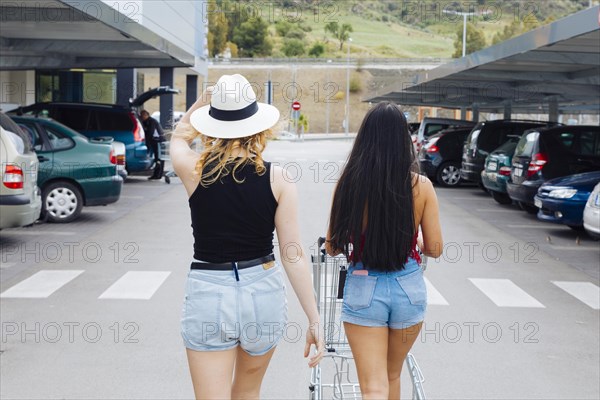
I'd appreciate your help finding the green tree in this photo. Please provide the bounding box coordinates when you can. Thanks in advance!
[207,0,228,57]
[452,22,486,58]
[308,42,325,57]
[324,21,353,51]
[282,38,305,57]
[275,20,292,37]
[232,17,272,57]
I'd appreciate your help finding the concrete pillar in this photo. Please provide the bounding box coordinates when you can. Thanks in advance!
[116,68,136,107]
[503,102,512,120]
[460,107,467,120]
[186,74,198,110]
[548,97,559,123]
[160,67,174,129]
[472,104,479,122]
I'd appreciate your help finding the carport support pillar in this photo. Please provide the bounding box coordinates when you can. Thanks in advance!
[460,107,467,120]
[548,97,559,123]
[186,75,198,110]
[160,67,174,130]
[503,102,512,120]
[472,104,479,123]
[116,69,136,107]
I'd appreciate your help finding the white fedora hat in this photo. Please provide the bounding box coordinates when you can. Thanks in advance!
[189,74,280,139]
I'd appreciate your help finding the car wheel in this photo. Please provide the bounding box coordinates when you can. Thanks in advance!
[519,201,538,214]
[491,190,512,205]
[568,225,585,231]
[436,162,462,187]
[42,181,83,223]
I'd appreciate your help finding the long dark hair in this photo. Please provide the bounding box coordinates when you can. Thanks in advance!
[328,102,419,271]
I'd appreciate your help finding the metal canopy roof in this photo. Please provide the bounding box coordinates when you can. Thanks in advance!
[368,6,600,114]
[0,0,194,70]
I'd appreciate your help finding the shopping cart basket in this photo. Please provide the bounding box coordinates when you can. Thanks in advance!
[309,237,426,400]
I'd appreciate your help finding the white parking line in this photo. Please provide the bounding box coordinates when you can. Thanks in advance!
[469,278,545,308]
[552,281,600,310]
[506,224,553,229]
[98,271,171,300]
[424,277,449,305]
[0,231,76,236]
[1,270,84,298]
[0,262,15,270]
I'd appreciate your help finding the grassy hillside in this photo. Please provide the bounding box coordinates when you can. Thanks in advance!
[255,0,594,59]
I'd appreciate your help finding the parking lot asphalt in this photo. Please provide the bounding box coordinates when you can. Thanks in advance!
[1,140,598,399]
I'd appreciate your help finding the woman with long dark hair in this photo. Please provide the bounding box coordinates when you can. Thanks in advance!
[326,102,443,399]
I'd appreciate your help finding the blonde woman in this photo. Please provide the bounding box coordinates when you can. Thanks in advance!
[170,74,324,399]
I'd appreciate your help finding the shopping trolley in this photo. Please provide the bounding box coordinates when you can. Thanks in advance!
[157,141,176,184]
[309,237,427,400]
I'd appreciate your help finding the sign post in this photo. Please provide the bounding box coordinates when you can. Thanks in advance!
[291,101,301,137]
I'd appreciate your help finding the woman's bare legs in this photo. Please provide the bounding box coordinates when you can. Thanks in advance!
[344,323,389,399]
[186,347,236,399]
[387,322,423,400]
[231,346,277,399]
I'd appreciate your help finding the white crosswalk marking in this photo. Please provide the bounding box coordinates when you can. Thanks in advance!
[469,278,545,308]
[98,271,171,300]
[552,281,600,310]
[1,270,84,298]
[424,277,449,305]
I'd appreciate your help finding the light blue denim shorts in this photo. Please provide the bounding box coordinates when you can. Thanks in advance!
[180,261,288,355]
[340,258,427,329]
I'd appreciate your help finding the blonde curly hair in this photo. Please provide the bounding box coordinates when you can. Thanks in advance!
[171,121,272,187]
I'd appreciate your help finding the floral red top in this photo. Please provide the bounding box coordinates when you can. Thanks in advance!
[348,233,421,266]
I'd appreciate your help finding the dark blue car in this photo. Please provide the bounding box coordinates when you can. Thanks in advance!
[534,171,600,230]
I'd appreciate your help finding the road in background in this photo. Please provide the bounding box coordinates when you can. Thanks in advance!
[1,140,598,399]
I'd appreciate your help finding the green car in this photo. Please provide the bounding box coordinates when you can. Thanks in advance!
[480,140,519,205]
[11,116,123,223]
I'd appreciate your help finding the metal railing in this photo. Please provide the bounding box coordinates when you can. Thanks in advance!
[209,57,451,66]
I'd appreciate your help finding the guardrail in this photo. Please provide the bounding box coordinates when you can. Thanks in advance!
[209,57,451,65]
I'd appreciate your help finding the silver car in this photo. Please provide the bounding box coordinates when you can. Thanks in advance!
[0,112,41,229]
[583,183,600,239]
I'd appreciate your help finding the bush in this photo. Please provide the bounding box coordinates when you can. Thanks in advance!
[308,43,325,58]
[282,38,306,57]
[285,28,305,40]
[275,20,292,37]
[349,74,362,93]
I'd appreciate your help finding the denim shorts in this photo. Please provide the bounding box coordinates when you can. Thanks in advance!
[180,261,288,355]
[340,258,427,329]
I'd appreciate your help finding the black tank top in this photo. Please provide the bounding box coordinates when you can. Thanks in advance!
[188,160,277,262]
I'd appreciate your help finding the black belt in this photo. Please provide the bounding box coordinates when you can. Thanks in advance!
[190,254,275,271]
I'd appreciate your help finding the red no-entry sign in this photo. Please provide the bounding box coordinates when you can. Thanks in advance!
[292,101,301,111]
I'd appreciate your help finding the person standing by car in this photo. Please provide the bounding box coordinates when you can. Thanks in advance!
[326,102,443,399]
[170,74,324,399]
[140,109,165,180]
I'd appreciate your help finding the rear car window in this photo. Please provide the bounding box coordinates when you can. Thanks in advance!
[515,131,539,157]
[425,124,449,137]
[45,125,74,150]
[16,123,43,151]
[0,113,32,153]
[91,109,133,131]
[578,131,600,156]
[55,107,90,131]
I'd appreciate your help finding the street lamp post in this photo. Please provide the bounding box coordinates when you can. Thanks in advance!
[443,9,490,57]
[326,59,332,134]
[345,37,352,136]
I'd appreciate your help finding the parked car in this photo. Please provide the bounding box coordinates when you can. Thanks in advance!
[413,117,474,152]
[480,138,520,204]
[418,127,471,187]
[507,125,600,213]
[111,140,127,180]
[11,86,179,174]
[534,171,600,231]
[461,120,556,189]
[583,183,600,239]
[0,113,41,229]
[11,115,122,223]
